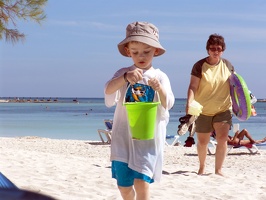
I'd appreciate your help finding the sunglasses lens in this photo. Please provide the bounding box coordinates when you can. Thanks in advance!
[209,47,222,52]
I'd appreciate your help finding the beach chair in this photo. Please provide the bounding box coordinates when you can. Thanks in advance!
[208,140,259,155]
[97,119,113,144]
[208,133,260,155]
[165,135,181,146]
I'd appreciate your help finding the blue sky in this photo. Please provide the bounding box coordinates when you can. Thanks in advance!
[1,0,266,98]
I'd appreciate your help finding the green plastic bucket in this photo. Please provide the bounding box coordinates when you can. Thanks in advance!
[124,102,160,140]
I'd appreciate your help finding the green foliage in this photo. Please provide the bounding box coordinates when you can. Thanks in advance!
[0,0,47,44]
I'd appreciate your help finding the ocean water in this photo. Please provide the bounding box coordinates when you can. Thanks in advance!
[0,98,266,146]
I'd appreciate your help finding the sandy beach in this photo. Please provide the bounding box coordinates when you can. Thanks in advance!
[1,137,265,200]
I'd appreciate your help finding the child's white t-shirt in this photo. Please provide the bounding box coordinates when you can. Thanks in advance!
[105,65,175,182]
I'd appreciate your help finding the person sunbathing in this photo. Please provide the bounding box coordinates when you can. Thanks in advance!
[228,129,266,146]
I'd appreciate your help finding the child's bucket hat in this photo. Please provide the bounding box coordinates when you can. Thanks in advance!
[118,21,165,57]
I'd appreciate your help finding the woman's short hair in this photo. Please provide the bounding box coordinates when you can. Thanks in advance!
[206,34,226,51]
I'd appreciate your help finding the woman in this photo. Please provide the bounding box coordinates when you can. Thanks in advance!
[228,129,266,146]
[186,34,234,176]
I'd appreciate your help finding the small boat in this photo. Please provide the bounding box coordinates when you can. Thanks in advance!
[73,99,79,103]
[0,99,9,103]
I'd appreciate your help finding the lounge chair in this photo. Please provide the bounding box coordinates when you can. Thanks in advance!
[97,119,113,144]
[165,135,181,146]
[208,130,260,155]
[208,139,259,155]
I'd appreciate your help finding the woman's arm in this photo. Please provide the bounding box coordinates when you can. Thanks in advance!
[186,75,200,113]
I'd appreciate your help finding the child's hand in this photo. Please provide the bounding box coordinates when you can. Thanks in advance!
[148,78,162,92]
[126,68,143,85]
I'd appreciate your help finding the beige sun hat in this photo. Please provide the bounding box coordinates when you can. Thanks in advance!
[117,21,166,57]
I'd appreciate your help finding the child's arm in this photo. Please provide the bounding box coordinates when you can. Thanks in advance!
[105,68,143,95]
[105,73,127,95]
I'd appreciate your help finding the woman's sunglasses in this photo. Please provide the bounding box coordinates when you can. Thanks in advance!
[209,47,223,52]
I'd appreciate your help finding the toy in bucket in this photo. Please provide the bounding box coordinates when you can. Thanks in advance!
[124,83,160,140]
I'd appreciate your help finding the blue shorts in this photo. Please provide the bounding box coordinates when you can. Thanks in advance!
[111,161,154,187]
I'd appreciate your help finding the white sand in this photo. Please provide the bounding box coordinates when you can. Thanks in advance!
[1,137,266,200]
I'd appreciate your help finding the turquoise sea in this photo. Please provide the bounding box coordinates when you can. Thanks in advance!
[0,98,266,146]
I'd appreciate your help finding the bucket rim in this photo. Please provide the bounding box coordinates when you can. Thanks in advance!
[123,102,160,106]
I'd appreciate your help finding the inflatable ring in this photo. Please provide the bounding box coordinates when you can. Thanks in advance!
[229,73,251,121]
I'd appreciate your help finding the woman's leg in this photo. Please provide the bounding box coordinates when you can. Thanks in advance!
[230,131,240,145]
[134,179,150,200]
[213,121,230,176]
[237,129,248,140]
[196,132,210,175]
[256,137,266,144]
[238,129,256,143]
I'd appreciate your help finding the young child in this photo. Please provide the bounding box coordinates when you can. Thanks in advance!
[105,21,175,200]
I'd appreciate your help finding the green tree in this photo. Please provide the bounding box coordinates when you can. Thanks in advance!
[0,0,47,44]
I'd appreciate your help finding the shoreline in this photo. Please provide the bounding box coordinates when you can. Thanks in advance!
[1,97,266,103]
[1,136,266,199]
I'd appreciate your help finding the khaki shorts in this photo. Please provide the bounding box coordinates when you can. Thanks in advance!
[195,110,232,133]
